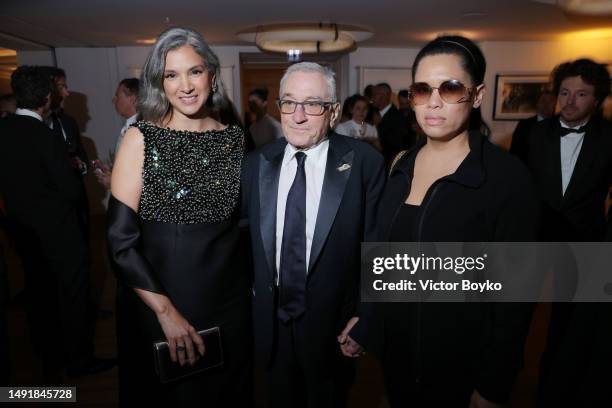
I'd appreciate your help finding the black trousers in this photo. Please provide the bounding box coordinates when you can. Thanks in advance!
[539,302,612,407]
[268,317,353,408]
[7,215,94,376]
[0,240,9,384]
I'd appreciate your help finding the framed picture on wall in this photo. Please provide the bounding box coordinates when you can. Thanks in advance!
[493,74,550,121]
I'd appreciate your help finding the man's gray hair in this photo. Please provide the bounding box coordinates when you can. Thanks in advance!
[138,27,227,123]
[279,62,337,103]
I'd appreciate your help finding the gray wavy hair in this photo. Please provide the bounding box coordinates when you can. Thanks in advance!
[139,27,227,123]
[279,62,337,103]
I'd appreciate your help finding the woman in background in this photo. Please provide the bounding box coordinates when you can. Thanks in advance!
[335,94,379,141]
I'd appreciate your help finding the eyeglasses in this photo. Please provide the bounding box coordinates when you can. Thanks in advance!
[409,80,477,106]
[277,99,335,116]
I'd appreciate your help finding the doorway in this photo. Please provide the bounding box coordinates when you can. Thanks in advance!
[239,52,347,126]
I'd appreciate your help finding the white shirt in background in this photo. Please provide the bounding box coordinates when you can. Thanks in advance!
[335,120,378,140]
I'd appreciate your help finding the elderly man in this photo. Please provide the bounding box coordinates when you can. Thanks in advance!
[241,62,385,407]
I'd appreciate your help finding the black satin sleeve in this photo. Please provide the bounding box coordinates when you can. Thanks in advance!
[107,195,166,294]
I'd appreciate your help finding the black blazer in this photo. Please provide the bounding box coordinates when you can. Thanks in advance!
[56,111,89,165]
[526,115,612,241]
[0,114,81,230]
[351,132,540,404]
[240,132,386,370]
[377,105,413,164]
[509,115,538,163]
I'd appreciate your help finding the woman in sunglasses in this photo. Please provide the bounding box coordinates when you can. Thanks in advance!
[341,36,539,407]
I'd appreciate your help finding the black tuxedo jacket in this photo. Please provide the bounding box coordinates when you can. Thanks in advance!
[510,115,539,163]
[526,115,612,241]
[240,132,385,370]
[377,104,413,164]
[0,114,81,231]
[55,111,89,165]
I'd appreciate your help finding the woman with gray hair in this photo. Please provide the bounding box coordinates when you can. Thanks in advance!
[107,27,251,406]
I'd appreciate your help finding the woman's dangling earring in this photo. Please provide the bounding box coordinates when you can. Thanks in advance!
[212,82,218,94]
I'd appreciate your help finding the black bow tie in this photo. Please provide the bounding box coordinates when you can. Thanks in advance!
[559,126,586,137]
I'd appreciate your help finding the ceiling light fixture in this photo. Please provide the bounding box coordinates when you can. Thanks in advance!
[236,23,373,58]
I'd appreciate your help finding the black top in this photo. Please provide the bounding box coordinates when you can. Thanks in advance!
[136,121,244,224]
[377,131,539,242]
[388,203,420,242]
[351,131,540,404]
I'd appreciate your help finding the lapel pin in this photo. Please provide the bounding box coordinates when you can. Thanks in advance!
[337,163,351,172]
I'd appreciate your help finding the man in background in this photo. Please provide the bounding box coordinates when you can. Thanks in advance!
[373,83,414,164]
[43,67,91,237]
[510,90,556,162]
[0,66,114,382]
[248,87,284,148]
[525,58,612,407]
[95,78,139,191]
[397,89,411,117]
[0,94,16,117]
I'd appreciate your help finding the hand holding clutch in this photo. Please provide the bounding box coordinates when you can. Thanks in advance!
[155,302,205,366]
[153,327,223,384]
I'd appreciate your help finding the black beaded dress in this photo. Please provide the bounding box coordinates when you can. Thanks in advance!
[107,121,252,407]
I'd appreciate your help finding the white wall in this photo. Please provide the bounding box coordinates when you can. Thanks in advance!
[16,50,55,66]
[348,47,420,95]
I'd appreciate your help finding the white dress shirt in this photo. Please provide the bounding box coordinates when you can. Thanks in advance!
[379,103,392,119]
[15,108,43,122]
[559,119,587,195]
[275,139,329,278]
[115,113,139,154]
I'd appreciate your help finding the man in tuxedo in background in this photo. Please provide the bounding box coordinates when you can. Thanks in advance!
[524,58,612,407]
[241,62,385,407]
[0,66,114,382]
[510,90,556,163]
[372,82,414,164]
[43,66,90,236]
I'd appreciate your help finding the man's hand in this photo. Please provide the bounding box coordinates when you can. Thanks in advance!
[337,317,364,358]
[95,169,112,190]
[469,390,503,408]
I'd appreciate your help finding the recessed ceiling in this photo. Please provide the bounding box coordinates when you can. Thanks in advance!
[0,0,611,49]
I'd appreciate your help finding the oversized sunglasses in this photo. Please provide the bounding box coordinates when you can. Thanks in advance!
[409,80,477,105]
